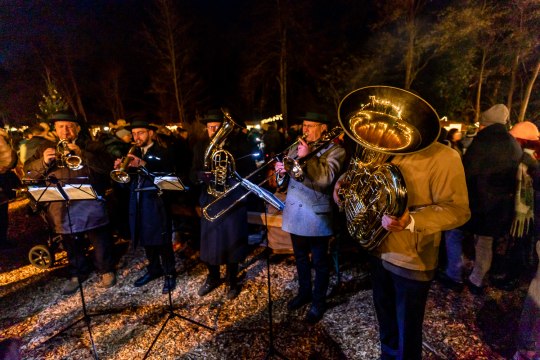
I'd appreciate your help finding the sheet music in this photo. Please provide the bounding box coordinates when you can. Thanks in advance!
[27,187,65,202]
[154,176,185,191]
[27,184,97,202]
[63,184,97,200]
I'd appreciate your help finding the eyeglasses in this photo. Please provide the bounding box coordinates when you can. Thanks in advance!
[207,125,220,130]
[302,123,322,129]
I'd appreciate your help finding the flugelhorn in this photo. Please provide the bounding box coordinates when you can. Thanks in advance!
[111,145,137,183]
[56,139,83,170]
[278,127,344,183]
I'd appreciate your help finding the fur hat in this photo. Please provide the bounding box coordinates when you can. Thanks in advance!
[509,121,539,141]
[115,128,131,139]
[480,104,509,126]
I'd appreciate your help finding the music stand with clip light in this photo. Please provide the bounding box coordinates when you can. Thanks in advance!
[27,177,120,360]
[135,169,214,359]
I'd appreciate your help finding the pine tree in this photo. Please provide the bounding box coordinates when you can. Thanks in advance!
[36,73,68,121]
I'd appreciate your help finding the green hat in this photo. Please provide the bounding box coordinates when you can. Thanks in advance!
[298,112,330,124]
[125,120,158,131]
[201,109,224,124]
[50,111,81,124]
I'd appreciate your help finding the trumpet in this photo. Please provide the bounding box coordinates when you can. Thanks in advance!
[111,145,138,183]
[56,139,83,170]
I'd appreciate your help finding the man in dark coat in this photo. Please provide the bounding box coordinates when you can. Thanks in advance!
[114,119,177,293]
[462,104,523,294]
[24,111,116,295]
[190,109,253,300]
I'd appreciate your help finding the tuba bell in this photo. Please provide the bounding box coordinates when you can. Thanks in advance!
[337,86,440,250]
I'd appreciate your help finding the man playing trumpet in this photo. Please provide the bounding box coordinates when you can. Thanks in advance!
[113,118,177,294]
[24,111,116,295]
[274,111,346,323]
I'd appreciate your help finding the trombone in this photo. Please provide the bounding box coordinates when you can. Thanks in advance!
[201,128,343,221]
[201,138,303,221]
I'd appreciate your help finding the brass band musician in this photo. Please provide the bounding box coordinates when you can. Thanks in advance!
[24,111,116,295]
[274,112,346,323]
[113,119,177,294]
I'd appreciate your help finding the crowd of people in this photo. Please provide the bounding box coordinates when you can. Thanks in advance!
[0,98,539,360]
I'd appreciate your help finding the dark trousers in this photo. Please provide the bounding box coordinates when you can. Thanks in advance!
[145,243,176,277]
[206,263,238,286]
[63,225,114,277]
[0,201,8,244]
[370,256,431,360]
[290,234,330,306]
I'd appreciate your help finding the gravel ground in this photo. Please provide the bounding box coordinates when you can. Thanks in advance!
[0,198,531,359]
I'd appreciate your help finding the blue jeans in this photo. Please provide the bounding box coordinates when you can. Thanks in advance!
[370,256,431,360]
[444,228,465,282]
[290,234,330,306]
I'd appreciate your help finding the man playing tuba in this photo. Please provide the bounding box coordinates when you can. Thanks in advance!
[275,111,346,323]
[333,86,471,360]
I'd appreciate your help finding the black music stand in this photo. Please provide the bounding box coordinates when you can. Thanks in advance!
[230,172,287,359]
[258,205,288,360]
[135,170,215,360]
[28,180,120,360]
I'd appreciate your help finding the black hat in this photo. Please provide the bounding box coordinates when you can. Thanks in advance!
[200,109,224,124]
[298,112,331,124]
[125,120,158,131]
[50,111,81,124]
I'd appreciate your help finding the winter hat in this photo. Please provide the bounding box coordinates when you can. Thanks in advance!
[115,128,131,139]
[480,104,509,126]
[509,121,539,141]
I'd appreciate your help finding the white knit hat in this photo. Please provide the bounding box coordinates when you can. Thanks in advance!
[480,104,509,126]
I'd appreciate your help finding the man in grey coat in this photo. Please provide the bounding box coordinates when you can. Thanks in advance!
[275,112,346,323]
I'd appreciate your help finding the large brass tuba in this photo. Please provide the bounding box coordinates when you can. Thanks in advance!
[203,108,245,197]
[337,86,440,250]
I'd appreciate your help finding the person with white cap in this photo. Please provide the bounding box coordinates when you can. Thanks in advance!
[462,104,523,294]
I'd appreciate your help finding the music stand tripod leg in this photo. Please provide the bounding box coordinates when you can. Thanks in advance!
[261,205,288,360]
[142,275,215,359]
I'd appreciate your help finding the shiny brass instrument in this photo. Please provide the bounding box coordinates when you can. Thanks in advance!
[203,108,245,197]
[337,86,440,250]
[56,139,83,170]
[110,145,138,183]
[280,127,343,183]
[202,109,288,221]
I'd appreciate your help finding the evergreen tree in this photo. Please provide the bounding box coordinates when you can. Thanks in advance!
[36,73,68,121]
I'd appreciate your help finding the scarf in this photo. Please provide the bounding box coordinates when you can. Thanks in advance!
[510,161,534,238]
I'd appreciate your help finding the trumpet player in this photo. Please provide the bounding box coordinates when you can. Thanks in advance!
[274,111,346,323]
[113,119,177,294]
[24,111,116,295]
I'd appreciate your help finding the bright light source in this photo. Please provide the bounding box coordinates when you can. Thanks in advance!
[103,126,110,131]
